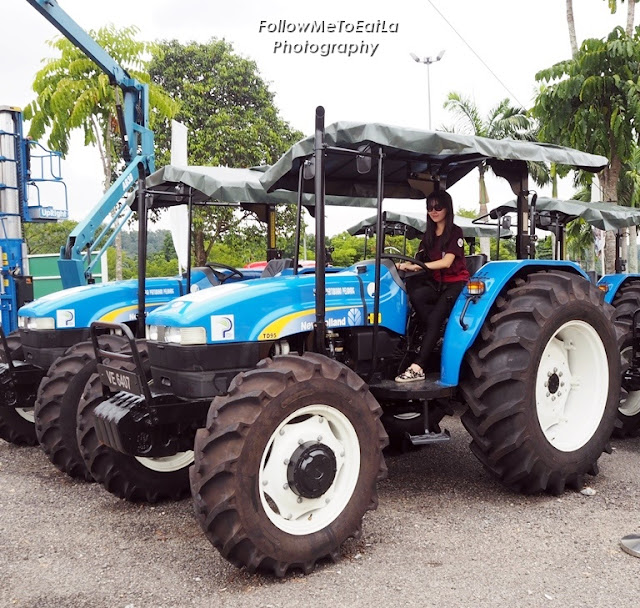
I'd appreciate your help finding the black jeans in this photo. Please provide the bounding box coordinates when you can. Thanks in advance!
[408,280,466,370]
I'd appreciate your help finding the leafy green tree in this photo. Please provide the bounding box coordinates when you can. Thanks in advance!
[532,27,640,273]
[24,25,179,279]
[23,219,78,254]
[442,93,537,258]
[148,40,302,265]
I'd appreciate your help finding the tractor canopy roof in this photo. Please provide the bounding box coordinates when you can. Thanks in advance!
[131,164,376,211]
[493,197,640,231]
[347,210,513,239]
[260,121,609,199]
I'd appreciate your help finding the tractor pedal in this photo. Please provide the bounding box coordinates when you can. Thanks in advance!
[407,429,451,446]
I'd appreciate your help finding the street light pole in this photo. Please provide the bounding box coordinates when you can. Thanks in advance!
[410,50,445,130]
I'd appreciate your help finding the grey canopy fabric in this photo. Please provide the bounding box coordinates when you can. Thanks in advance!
[347,211,512,239]
[260,121,609,199]
[496,198,640,231]
[134,164,376,210]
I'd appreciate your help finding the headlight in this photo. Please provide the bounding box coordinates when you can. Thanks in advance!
[148,325,206,345]
[20,316,55,330]
[146,325,158,341]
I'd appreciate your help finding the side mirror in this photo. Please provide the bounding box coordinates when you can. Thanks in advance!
[356,144,372,174]
[501,215,512,230]
[303,158,315,180]
[538,211,552,227]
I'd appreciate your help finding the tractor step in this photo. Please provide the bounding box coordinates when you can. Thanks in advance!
[368,372,456,401]
[407,429,451,446]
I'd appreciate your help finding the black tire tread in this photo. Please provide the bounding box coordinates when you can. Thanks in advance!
[611,280,640,437]
[190,352,388,577]
[34,336,127,480]
[460,271,620,494]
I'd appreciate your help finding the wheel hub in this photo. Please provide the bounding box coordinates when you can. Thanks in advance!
[287,441,337,498]
[536,320,609,452]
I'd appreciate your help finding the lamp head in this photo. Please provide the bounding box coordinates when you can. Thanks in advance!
[409,52,420,63]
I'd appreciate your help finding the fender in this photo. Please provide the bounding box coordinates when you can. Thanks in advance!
[440,260,588,386]
[597,273,640,304]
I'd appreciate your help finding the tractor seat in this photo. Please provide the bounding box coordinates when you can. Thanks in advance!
[261,258,293,278]
[465,254,487,276]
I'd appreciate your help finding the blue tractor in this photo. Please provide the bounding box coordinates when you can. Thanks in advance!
[84,108,625,575]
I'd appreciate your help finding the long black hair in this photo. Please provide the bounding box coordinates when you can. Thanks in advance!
[424,190,454,251]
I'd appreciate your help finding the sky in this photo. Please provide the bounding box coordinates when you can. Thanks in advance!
[0,0,629,237]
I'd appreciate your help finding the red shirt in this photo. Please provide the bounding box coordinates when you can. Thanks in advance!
[420,224,470,283]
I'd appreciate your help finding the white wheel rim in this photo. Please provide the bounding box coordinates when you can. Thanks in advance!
[259,404,360,536]
[536,320,609,452]
[135,451,194,472]
[620,346,640,417]
[16,408,35,423]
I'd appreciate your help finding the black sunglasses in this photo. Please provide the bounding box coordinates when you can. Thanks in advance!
[427,202,444,212]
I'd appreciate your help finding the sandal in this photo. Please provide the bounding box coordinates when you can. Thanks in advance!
[395,366,425,383]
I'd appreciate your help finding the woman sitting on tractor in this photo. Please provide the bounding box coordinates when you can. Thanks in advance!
[395,190,470,382]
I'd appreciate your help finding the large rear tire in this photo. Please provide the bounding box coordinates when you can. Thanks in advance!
[0,332,38,446]
[190,353,388,576]
[612,281,640,437]
[76,343,192,502]
[34,336,127,480]
[460,271,620,494]
[617,337,640,437]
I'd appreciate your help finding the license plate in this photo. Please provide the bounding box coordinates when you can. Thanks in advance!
[97,364,143,396]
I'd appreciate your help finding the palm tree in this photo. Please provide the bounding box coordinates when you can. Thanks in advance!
[567,0,579,56]
[605,0,638,34]
[443,93,536,257]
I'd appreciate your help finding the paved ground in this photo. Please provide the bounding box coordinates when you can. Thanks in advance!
[1,416,640,608]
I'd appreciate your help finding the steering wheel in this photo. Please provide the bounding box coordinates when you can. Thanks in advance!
[205,261,245,284]
[380,254,430,277]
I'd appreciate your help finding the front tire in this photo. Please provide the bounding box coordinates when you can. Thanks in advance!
[190,353,388,576]
[0,332,38,446]
[460,271,620,494]
[34,336,128,480]
[76,344,192,502]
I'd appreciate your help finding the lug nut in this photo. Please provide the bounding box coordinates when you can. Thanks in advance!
[283,483,289,490]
